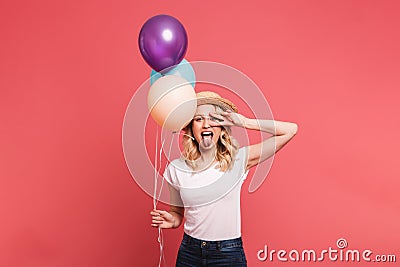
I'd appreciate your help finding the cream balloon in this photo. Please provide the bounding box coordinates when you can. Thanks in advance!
[148,75,197,131]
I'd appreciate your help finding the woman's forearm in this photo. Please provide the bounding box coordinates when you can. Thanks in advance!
[244,118,298,136]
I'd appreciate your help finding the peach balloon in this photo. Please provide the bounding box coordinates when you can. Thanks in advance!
[147,75,197,131]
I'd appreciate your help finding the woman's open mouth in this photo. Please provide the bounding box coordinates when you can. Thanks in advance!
[201,131,214,147]
[201,131,213,140]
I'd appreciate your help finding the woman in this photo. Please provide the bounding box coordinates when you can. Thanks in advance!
[150,91,298,266]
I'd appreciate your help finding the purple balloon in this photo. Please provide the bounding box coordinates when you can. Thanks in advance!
[139,15,188,72]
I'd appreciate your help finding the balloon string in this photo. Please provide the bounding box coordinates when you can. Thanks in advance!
[155,138,166,207]
[158,226,165,267]
[155,133,175,206]
[159,133,175,267]
[153,127,158,210]
[153,127,164,267]
[154,130,180,267]
[156,131,185,204]
[172,130,195,140]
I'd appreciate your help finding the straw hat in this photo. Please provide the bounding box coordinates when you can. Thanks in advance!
[196,91,238,113]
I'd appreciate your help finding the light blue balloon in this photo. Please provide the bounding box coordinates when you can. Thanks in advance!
[150,59,196,88]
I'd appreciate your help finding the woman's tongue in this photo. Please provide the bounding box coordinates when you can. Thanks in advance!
[201,135,213,147]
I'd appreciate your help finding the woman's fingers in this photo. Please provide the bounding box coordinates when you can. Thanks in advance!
[152,215,165,221]
[151,209,165,227]
[150,209,176,228]
[153,208,166,214]
[212,111,246,127]
[150,210,165,219]
[155,209,168,218]
[152,209,165,216]
[209,112,225,120]
[213,112,234,121]
[152,209,174,221]
[152,219,164,224]
[209,112,234,127]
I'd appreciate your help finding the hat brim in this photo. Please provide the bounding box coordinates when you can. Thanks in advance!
[197,97,238,113]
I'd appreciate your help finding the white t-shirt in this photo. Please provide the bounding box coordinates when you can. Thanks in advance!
[163,147,249,241]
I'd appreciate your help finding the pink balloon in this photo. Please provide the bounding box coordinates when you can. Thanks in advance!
[148,75,196,131]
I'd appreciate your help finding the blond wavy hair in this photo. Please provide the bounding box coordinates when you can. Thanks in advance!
[181,107,239,172]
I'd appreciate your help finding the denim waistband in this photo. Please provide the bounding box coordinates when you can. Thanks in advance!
[182,232,243,249]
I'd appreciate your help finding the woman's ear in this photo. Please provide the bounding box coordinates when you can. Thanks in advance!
[220,131,226,139]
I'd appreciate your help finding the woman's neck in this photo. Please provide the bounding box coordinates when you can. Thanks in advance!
[196,146,217,170]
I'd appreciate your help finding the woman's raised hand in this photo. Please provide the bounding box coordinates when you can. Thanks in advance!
[150,209,176,229]
[209,110,247,128]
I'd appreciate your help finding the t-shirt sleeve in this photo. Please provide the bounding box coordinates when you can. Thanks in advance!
[163,163,184,207]
[163,163,179,189]
[163,164,173,185]
[168,182,184,207]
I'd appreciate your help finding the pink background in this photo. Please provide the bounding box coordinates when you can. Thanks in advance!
[1,0,399,266]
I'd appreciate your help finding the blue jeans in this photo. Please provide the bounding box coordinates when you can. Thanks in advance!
[176,232,247,267]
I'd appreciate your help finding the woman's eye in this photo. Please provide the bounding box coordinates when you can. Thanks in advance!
[211,117,222,122]
[194,117,203,121]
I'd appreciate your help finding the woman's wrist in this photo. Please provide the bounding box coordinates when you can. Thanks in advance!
[233,115,248,128]
[241,117,254,129]
[169,211,181,228]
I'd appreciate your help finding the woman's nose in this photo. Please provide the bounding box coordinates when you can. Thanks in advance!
[202,117,211,128]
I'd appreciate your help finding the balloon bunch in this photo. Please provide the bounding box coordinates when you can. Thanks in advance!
[138,14,197,267]
[139,14,197,132]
